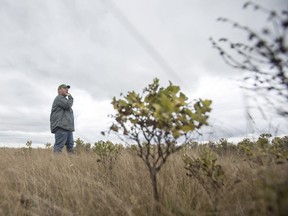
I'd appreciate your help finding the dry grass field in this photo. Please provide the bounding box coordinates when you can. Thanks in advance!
[0,145,287,216]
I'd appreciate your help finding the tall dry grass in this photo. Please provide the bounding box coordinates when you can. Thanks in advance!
[0,147,287,216]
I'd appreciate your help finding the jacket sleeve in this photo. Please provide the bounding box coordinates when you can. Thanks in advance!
[54,95,73,110]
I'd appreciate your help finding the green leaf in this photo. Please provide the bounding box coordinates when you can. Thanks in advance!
[181,125,193,132]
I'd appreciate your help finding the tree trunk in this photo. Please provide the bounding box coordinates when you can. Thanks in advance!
[149,168,161,215]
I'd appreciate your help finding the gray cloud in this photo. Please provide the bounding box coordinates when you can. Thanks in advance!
[0,0,287,146]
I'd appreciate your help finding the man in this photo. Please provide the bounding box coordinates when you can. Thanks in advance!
[50,84,75,153]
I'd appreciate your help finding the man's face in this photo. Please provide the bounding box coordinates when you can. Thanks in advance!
[58,87,68,96]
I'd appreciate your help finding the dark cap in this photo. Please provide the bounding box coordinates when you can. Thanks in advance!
[58,84,70,89]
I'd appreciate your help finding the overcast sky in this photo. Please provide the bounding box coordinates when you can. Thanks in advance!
[0,0,287,147]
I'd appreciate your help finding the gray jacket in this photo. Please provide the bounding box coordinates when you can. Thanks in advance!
[50,94,74,133]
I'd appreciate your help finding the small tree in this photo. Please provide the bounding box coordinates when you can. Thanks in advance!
[92,140,122,170]
[74,138,91,154]
[26,140,32,153]
[183,147,225,214]
[110,78,212,213]
[210,1,288,116]
[44,143,52,149]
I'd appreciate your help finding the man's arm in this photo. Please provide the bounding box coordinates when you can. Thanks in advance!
[55,95,73,110]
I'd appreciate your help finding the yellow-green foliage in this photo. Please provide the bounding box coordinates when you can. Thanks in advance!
[183,147,225,189]
[74,138,91,153]
[238,134,288,166]
[92,140,123,170]
[183,146,225,213]
[111,78,212,140]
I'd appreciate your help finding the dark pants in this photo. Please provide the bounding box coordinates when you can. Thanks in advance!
[53,128,74,153]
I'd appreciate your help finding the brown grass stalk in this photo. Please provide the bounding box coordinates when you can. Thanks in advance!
[0,147,287,215]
